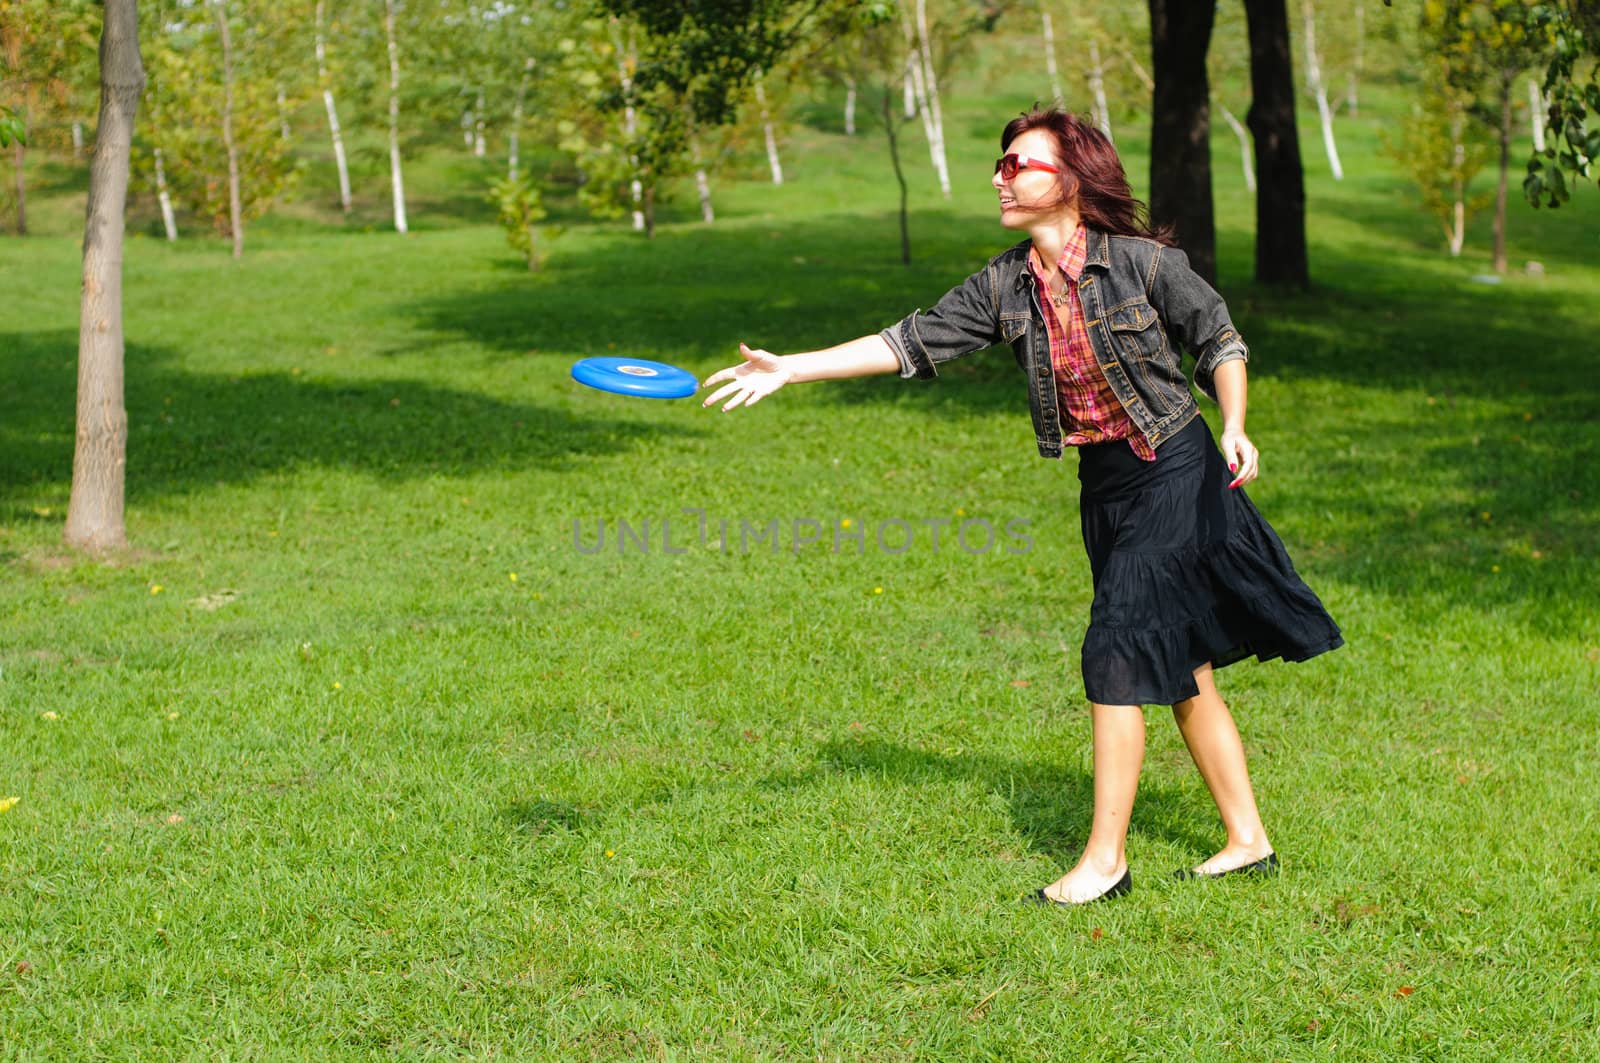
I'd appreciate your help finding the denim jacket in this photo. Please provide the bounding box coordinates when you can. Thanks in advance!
[879,228,1249,458]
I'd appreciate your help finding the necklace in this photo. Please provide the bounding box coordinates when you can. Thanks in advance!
[1047,271,1071,307]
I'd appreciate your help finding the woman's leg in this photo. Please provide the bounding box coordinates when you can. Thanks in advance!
[1042,702,1144,903]
[1171,663,1275,873]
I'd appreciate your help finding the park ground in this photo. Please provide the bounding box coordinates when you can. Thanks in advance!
[3,49,1600,1060]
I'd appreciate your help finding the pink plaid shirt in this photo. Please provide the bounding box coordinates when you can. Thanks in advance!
[1029,226,1156,462]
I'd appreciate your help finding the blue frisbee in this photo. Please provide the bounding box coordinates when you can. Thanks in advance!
[571,356,698,399]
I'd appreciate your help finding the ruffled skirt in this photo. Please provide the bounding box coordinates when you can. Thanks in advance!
[1077,415,1343,705]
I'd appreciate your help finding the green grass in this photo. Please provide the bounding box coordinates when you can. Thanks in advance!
[3,57,1600,1059]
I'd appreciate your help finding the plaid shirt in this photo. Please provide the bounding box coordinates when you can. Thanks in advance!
[1029,226,1156,461]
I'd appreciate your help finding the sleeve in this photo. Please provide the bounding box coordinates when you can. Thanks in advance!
[1146,244,1249,402]
[878,264,1003,380]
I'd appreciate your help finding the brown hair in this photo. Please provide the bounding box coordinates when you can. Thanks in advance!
[1001,108,1174,245]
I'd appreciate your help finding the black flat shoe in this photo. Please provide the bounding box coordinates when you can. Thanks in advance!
[1026,868,1132,907]
[1172,852,1278,881]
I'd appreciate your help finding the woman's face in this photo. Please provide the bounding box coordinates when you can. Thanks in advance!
[993,128,1072,231]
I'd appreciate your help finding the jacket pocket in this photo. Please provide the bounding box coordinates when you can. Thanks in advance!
[1106,300,1162,361]
[1000,314,1030,343]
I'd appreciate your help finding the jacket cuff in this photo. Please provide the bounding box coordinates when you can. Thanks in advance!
[879,316,938,380]
[1193,338,1248,402]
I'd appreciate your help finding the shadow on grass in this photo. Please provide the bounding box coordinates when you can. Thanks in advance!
[762,736,1217,863]
[0,329,699,508]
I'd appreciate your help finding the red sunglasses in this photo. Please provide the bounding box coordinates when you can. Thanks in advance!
[994,153,1061,180]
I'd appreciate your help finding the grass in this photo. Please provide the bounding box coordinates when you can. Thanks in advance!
[3,51,1600,1059]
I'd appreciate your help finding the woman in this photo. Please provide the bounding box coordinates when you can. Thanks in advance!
[700,109,1342,905]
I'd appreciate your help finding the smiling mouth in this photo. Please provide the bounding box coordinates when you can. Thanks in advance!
[999,198,1017,208]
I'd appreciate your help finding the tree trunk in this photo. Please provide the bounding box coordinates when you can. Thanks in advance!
[1042,12,1063,103]
[12,139,24,235]
[275,84,291,142]
[914,0,951,199]
[510,56,532,181]
[1449,116,1465,256]
[72,121,85,158]
[67,0,144,553]
[473,87,486,157]
[1345,0,1363,116]
[1529,77,1545,152]
[1244,0,1308,288]
[1148,0,1217,283]
[384,0,408,233]
[154,145,177,240]
[903,64,916,118]
[1492,71,1511,275]
[1302,0,1343,179]
[881,87,910,266]
[1217,101,1256,192]
[901,18,946,197]
[609,20,645,231]
[315,1,352,214]
[1089,38,1112,142]
[843,75,856,135]
[642,183,655,239]
[690,129,713,224]
[216,0,243,258]
[755,73,784,186]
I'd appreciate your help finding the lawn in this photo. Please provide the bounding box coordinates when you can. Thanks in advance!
[3,48,1599,1060]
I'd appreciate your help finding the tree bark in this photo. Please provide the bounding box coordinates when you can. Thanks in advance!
[755,73,784,186]
[315,0,352,214]
[216,0,243,258]
[1528,77,1545,152]
[67,0,144,553]
[154,145,177,239]
[1148,0,1217,283]
[1089,38,1112,142]
[1492,70,1511,274]
[384,0,408,234]
[1217,100,1256,192]
[1302,0,1343,179]
[1244,0,1308,288]
[473,87,486,157]
[510,56,532,181]
[609,20,645,231]
[1042,12,1063,103]
[12,139,24,235]
[914,0,950,199]
[881,87,910,266]
[843,75,856,135]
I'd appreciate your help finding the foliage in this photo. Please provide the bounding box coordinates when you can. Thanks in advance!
[1525,0,1600,206]
[0,102,23,146]
[486,173,550,269]
[136,4,301,238]
[1383,58,1495,251]
[0,0,100,151]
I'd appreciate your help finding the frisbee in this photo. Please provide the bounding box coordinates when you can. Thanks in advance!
[570,356,698,399]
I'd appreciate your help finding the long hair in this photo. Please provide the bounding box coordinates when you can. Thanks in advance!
[1001,108,1174,245]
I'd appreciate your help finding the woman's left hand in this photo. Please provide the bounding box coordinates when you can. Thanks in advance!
[1218,429,1259,489]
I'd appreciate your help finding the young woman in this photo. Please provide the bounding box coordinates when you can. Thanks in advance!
[700,109,1342,905]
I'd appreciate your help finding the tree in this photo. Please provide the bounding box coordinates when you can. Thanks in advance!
[1385,55,1494,255]
[1244,0,1309,288]
[1147,0,1217,283]
[66,0,144,552]
[1525,0,1599,206]
[1433,0,1549,274]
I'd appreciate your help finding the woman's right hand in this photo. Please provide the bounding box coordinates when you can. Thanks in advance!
[700,343,794,411]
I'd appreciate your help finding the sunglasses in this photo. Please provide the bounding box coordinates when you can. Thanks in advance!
[994,153,1062,180]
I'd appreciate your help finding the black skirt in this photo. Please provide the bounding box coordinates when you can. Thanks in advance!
[1077,415,1343,706]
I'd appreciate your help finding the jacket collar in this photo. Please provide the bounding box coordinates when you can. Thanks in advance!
[1010,228,1110,292]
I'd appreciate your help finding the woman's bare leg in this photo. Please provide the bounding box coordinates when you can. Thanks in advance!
[1171,663,1274,873]
[1042,702,1144,903]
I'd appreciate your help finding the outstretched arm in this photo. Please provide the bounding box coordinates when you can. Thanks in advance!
[700,335,899,412]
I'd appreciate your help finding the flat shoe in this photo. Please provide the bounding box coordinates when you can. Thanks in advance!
[1026,868,1132,907]
[1173,852,1278,881]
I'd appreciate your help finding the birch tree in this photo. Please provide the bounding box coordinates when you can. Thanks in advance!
[214,0,244,257]
[1042,8,1062,102]
[1385,63,1492,256]
[314,0,351,213]
[1301,0,1344,179]
[383,0,408,233]
[67,0,144,552]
